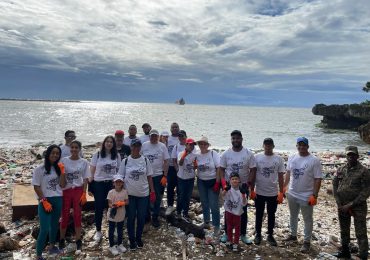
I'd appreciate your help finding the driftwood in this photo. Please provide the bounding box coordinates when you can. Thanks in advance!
[0,237,19,252]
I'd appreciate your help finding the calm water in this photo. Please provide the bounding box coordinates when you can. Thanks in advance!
[0,100,368,152]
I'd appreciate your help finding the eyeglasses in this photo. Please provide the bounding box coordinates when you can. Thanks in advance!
[67,135,76,139]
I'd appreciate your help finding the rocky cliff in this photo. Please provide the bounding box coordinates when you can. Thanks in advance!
[312,103,370,144]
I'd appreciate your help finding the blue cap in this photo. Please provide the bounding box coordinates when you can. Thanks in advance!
[131,138,142,146]
[296,137,309,145]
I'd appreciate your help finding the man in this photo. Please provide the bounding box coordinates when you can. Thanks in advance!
[141,129,169,228]
[139,123,152,143]
[123,125,138,146]
[332,146,370,260]
[219,130,256,244]
[249,138,285,246]
[165,128,186,215]
[114,130,131,160]
[284,137,322,254]
[60,130,83,158]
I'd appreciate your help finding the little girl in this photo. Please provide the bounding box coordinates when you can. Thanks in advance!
[222,172,247,252]
[107,175,129,256]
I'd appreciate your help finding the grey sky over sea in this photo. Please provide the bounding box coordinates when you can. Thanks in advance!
[0,0,370,106]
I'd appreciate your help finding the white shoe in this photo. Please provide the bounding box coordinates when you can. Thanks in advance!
[75,249,82,255]
[94,231,102,242]
[165,206,175,215]
[117,244,127,253]
[109,245,119,256]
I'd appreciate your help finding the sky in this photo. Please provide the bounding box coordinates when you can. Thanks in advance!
[1,0,370,107]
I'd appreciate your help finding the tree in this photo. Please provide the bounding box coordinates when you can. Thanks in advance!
[363,81,370,92]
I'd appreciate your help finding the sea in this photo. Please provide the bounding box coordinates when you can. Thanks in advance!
[0,100,369,152]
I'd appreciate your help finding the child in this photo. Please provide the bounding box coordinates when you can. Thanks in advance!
[107,175,129,256]
[222,172,247,252]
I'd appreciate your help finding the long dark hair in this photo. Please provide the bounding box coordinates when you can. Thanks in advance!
[100,135,118,160]
[44,144,62,176]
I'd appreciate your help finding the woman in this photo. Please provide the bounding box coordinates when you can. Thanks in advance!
[89,135,121,242]
[176,138,197,223]
[196,136,221,234]
[59,140,90,254]
[32,145,66,260]
[159,131,169,147]
[118,138,155,251]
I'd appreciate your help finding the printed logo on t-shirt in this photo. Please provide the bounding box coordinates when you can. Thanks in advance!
[168,145,175,155]
[185,163,194,174]
[226,197,241,211]
[146,153,159,163]
[129,168,145,181]
[198,162,210,172]
[66,170,80,184]
[261,166,275,178]
[231,162,243,174]
[103,162,117,175]
[293,164,307,179]
[47,177,59,191]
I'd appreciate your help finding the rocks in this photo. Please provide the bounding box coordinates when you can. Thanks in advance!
[358,121,370,144]
[0,223,6,234]
[0,237,19,252]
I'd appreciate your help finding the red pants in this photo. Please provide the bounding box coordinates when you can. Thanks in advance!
[226,211,241,244]
[61,187,83,229]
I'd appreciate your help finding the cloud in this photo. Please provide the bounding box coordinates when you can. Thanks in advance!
[179,78,203,83]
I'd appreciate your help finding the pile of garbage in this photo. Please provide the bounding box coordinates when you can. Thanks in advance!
[0,145,369,259]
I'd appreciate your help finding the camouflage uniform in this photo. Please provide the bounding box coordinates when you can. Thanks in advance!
[333,159,370,259]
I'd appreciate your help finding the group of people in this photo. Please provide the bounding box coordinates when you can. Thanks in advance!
[31,123,370,260]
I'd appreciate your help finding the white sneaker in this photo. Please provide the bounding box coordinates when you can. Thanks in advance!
[165,206,175,215]
[75,249,82,255]
[117,244,127,253]
[93,231,102,242]
[109,245,119,256]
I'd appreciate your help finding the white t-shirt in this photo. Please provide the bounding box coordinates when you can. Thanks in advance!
[177,151,197,180]
[31,165,63,198]
[60,157,90,189]
[255,153,285,197]
[223,187,246,216]
[60,144,83,159]
[196,150,220,180]
[107,189,128,222]
[139,134,150,143]
[167,136,179,166]
[123,136,137,146]
[220,147,257,184]
[90,152,121,181]
[141,142,170,177]
[171,143,185,160]
[118,155,153,197]
[287,153,323,201]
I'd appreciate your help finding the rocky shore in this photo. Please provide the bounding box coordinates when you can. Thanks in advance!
[0,145,369,260]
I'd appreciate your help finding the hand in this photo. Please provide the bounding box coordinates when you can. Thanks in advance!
[213,181,220,192]
[224,182,231,191]
[88,177,94,183]
[339,203,352,213]
[150,191,156,203]
[58,162,65,175]
[221,178,227,190]
[180,150,188,160]
[240,183,248,194]
[160,176,167,187]
[277,192,284,204]
[41,198,53,212]
[115,201,125,207]
[308,195,317,206]
[249,190,256,200]
[80,192,87,206]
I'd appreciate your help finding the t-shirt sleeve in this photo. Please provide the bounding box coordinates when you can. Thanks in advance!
[146,158,154,176]
[90,152,98,167]
[171,145,177,159]
[219,151,227,168]
[107,190,113,200]
[118,159,126,178]
[116,154,121,172]
[31,166,42,186]
[286,155,293,171]
[313,158,323,178]
[83,160,91,179]
[278,157,286,173]
[212,151,221,168]
[248,153,257,168]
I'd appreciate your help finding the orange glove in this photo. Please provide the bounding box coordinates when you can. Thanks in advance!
[160,176,167,187]
[180,150,188,160]
[221,178,227,190]
[308,195,317,206]
[41,198,53,212]
[58,162,65,175]
[80,192,87,206]
[250,190,256,200]
[115,201,126,207]
[277,192,284,204]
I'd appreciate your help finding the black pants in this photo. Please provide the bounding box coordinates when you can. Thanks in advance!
[167,166,178,207]
[93,180,113,231]
[255,194,278,235]
[109,221,124,247]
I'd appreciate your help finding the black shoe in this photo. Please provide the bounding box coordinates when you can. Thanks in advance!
[332,249,351,258]
[254,234,262,245]
[129,242,137,251]
[152,217,160,228]
[58,238,65,249]
[267,235,277,247]
[136,239,143,249]
[76,239,82,251]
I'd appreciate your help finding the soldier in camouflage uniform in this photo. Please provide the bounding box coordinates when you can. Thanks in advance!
[332,146,370,260]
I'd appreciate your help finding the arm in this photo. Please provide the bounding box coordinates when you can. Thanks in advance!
[163,159,169,177]
[108,199,113,208]
[249,167,257,190]
[351,169,370,207]
[313,178,322,198]
[215,167,221,182]
[58,163,67,188]
[278,172,284,193]
[173,158,179,171]
[90,166,96,182]
[284,171,290,191]
[34,186,45,200]
[147,176,155,193]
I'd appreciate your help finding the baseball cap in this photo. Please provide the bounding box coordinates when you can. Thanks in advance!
[296,137,309,145]
[345,145,359,155]
[263,138,274,145]
[230,172,240,179]
[230,130,242,137]
[149,129,159,136]
[113,175,124,182]
[178,130,187,137]
[160,131,170,137]
[142,123,151,128]
[197,135,210,145]
[131,138,142,146]
[115,130,124,136]
[185,138,196,145]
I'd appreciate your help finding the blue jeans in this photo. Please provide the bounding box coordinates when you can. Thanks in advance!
[108,221,124,247]
[151,175,164,219]
[167,166,178,207]
[127,195,149,245]
[287,193,313,242]
[93,180,113,231]
[177,178,194,216]
[197,178,220,228]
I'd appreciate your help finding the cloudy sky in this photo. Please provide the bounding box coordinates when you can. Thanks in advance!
[1,0,369,107]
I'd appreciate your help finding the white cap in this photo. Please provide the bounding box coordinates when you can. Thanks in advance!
[113,175,124,182]
[160,131,170,137]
